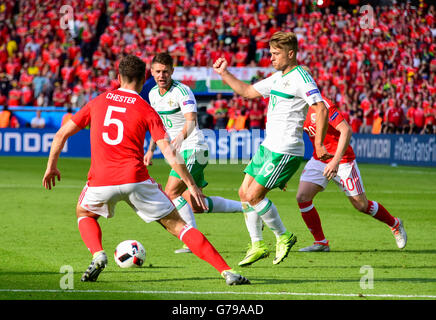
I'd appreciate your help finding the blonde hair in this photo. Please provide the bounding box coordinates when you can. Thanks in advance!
[269,31,298,54]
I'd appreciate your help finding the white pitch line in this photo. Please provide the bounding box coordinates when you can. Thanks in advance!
[0,289,435,299]
[205,187,436,195]
[0,184,435,195]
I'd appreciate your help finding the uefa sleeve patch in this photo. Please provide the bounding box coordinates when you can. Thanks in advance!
[306,89,320,97]
[183,100,195,105]
[330,111,339,121]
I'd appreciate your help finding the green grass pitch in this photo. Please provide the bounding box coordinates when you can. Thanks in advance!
[0,156,435,300]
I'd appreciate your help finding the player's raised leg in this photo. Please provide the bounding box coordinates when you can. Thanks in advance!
[296,181,330,252]
[349,193,407,249]
[183,189,242,214]
[159,208,250,285]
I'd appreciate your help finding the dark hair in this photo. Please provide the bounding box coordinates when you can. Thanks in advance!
[151,52,174,68]
[118,55,146,83]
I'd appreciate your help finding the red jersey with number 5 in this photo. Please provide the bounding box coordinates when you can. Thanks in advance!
[303,97,356,164]
[72,88,168,186]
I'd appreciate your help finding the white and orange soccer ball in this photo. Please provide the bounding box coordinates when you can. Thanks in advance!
[114,240,146,268]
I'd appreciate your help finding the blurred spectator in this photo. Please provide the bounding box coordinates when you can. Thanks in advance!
[36,92,49,107]
[30,110,46,129]
[9,111,20,128]
[0,105,12,128]
[360,100,374,134]
[8,81,22,106]
[423,100,435,134]
[214,108,228,130]
[61,107,74,127]
[384,100,405,134]
[212,93,230,129]
[350,108,363,134]
[0,0,434,134]
[32,69,49,99]
[372,110,384,135]
[52,83,68,107]
[198,106,214,129]
[408,102,425,134]
[247,100,264,129]
[276,0,292,27]
[234,110,249,130]
[0,72,12,103]
[21,84,34,106]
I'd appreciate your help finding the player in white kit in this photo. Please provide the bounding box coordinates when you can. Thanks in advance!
[213,31,331,266]
[144,53,242,253]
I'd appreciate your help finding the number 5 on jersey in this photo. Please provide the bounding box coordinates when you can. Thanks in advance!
[103,106,127,145]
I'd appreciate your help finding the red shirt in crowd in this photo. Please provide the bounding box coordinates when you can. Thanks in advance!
[412,106,425,128]
[8,88,22,106]
[385,106,404,127]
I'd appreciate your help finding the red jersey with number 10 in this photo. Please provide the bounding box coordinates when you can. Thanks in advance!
[303,97,356,164]
[72,88,168,187]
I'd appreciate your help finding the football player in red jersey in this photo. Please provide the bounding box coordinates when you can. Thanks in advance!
[296,96,407,252]
[42,55,249,285]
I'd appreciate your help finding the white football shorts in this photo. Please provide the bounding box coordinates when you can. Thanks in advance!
[300,158,365,197]
[78,179,175,223]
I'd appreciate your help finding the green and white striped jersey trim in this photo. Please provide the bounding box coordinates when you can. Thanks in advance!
[295,66,314,84]
[150,80,189,97]
[157,107,181,115]
[173,80,189,96]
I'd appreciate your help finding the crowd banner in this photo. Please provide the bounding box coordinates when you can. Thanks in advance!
[172,67,275,93]
[0,129,435,167]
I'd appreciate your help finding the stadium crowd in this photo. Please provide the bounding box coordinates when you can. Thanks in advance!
[0,0,435,134]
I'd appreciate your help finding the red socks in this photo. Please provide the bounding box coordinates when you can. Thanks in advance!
[298,200,397,245]
[179,225,230,274]
[366,200,397,228]
[78,216,103,255]
[298,201,328,244]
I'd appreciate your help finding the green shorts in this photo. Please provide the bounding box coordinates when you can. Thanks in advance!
[170,148,209,188]
[244,145,302,190]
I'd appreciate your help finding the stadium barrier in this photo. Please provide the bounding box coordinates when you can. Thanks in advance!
[2,106,79,129]
[1,128,435,167]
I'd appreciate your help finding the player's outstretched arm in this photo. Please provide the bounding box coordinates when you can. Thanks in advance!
[156,138,208,211]
[42,120,81,190]
[213,58,262,99]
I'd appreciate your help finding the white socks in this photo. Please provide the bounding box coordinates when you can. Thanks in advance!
[173,196,197,228]
[243,198,287,240]
[206,196,242,213]
[242,202,263,243]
